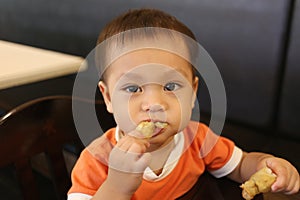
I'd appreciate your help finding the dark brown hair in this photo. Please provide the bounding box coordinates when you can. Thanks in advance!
[97,8,197,81]
[97,8,196,45]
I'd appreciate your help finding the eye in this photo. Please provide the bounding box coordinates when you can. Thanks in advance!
[124,85,142,93]
[164,82,181,91]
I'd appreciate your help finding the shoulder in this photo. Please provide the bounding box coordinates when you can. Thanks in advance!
[184,120,234,143]
[68,129,117,196]
[183,121,210,144]
[77,128,117,167]
[183,121,236,157]
[185,121,209,135]
[88,127,117,150]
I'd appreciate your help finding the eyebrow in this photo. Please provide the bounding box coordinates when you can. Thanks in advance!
[163,67,192,79]
[115,65,193,82]
[118,72,144,81]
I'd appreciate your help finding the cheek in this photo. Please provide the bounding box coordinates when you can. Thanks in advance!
[175,90,194,131]
[111,93,136,133]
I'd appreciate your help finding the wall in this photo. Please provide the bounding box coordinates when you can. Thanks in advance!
[0,0,299,139]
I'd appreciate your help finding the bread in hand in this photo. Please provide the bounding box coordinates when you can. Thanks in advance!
[240,167,277,200]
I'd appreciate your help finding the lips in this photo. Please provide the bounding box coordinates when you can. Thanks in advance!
[135,121,168,138]
[151,126,166,137]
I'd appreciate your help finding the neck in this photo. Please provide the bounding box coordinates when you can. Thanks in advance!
[148,138,175,175]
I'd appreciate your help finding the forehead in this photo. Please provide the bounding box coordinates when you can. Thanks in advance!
[106,49,193,83]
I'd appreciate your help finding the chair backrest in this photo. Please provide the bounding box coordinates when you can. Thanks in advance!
[0,95,114,200]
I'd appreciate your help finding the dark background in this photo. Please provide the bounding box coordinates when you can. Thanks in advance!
[0,0,299,170]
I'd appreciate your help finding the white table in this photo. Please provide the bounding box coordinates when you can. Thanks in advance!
[0,40,87,111]
[0,40,86,90]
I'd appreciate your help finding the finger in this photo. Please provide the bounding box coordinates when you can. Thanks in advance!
[266,158,283,175]
[134,152,152,172]
[121,135,150,146]
[271,166,298,193]
[126,142,145,154]
[119,151,151,174]
[109,149,145,173]
[270,167,288,192]
[292,176,300,193]
[271,173,288,192]
[116,136,133,152]
[128,129,149,139]
[266,160,286,191]
[117,135,150,152]
[284,174,300,195]
[282,173,297,193]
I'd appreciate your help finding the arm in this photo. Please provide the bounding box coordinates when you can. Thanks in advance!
[227,152,300,194]
[92,135,151,200]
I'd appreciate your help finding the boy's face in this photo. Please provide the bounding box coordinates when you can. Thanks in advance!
[99,49,198,149]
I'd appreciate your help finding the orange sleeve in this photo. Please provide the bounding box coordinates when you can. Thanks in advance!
[68,148,108,196]
[68,129,117,196]
[197,123,241,174]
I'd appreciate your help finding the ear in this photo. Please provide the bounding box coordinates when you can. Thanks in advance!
[98,81,113,113]
[191,77,199,108]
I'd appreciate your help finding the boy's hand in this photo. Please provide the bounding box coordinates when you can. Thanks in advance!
[106,134,151,197]
[263,157,300,194]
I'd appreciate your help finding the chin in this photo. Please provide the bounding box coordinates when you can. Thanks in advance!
[148,132,175,150]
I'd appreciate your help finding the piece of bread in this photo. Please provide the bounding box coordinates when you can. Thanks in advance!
[136,121,167,138]
[240,167,277,200]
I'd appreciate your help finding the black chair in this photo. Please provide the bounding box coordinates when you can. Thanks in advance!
[0,95,115,200]
[0,109,5,117]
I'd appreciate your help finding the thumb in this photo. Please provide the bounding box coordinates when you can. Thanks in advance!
[135,152,152,173]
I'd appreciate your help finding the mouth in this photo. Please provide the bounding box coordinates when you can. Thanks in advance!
[135,121,168,138]
[151,126,166,137]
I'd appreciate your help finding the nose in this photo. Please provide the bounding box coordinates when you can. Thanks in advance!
[141,86,166,112]
[142,104,164,112]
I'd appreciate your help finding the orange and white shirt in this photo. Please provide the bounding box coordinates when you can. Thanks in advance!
[68,121,243,200]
